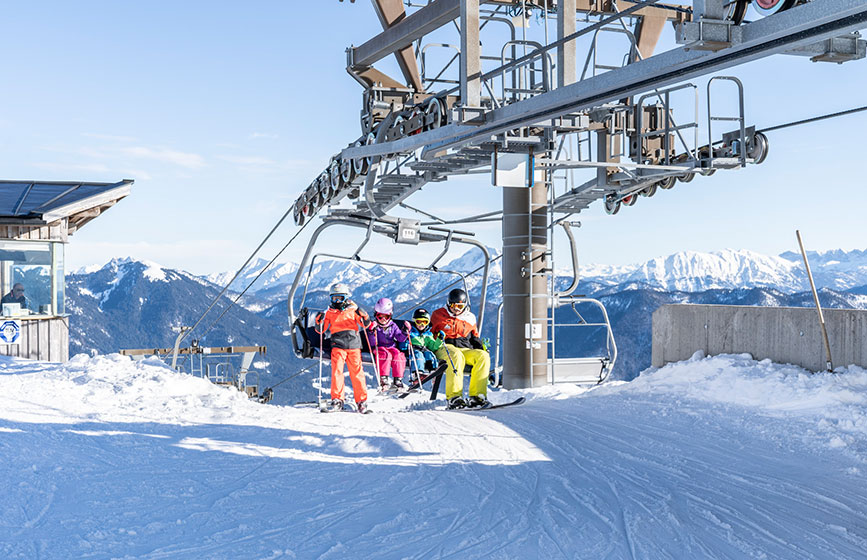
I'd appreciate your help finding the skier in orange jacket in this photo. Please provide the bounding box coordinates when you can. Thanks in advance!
[316,283,371,413]
[430,288,490,409]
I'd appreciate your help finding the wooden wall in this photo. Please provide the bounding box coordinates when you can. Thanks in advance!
[0,219,67,242]
[0,317,69,362]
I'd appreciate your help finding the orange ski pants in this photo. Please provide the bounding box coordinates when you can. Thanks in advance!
[330,347,368,403]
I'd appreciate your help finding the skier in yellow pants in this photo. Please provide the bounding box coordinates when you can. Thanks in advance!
[435,343,490,404]
[431,288,491,409]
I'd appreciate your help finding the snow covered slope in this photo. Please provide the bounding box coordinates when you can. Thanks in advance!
[1,353,865,558]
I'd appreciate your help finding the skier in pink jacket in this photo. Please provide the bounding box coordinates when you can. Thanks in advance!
[369,297,410,390]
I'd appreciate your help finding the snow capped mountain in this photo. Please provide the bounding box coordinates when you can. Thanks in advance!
[67,248,867,395]
[614,249,804,292]
[203,246,867,302]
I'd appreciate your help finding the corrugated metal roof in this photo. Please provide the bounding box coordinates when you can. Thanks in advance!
[0,180,133,219]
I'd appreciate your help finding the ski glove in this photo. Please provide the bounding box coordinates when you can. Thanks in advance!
[469,333,486,351]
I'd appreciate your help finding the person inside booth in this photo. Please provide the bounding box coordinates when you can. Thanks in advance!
[1,283,28,310]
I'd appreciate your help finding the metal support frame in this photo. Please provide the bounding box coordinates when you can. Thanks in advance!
[287,217,491,330]
[460,0,482,112]
[307,0,867,390]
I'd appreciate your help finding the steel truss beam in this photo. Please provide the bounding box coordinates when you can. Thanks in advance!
[342,0,867,161]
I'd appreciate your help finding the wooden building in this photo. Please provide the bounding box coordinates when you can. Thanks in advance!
[0,180,133,362]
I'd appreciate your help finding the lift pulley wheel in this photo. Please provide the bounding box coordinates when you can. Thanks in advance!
[724,0,749,25]
[604,193,621,215]
[753,0,797,16]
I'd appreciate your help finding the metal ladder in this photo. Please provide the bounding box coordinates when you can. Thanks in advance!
[526,146,554,387]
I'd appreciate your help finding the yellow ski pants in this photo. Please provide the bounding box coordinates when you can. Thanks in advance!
[435,343,490,399]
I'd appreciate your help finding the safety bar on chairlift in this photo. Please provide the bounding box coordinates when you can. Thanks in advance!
[287,216,491,329]
[491,296,617,386]
[296,252,470,317]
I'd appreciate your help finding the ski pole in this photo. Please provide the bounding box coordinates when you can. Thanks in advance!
[318,323,325,410]
[361,322,381,393]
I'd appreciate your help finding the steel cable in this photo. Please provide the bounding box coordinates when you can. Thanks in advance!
[758,104,867,134]
[198,217,315,340]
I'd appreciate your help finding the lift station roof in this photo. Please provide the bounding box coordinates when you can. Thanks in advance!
[0,179,133,230]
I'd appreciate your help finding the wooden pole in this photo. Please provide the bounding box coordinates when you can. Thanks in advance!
[796,230,833,372]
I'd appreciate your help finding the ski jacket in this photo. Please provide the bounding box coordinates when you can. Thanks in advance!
[431,307,485,350]
[371,320,409,348]
[316,303,369,350]
[410,326,443,352]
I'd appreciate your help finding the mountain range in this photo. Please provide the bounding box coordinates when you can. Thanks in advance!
[66,248,867,404]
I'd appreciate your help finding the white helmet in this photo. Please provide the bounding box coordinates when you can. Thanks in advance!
[330,283,351,297]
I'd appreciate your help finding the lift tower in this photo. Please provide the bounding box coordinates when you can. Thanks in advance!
[291,0,867,389]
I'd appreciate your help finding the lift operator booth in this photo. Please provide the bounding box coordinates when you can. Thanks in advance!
[0,180,132,362]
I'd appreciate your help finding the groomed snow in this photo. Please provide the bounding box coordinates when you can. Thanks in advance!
[0,353,865,558]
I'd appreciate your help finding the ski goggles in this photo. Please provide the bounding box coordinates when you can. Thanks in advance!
[447,302,467,314]
[330,294,347,305]
[413,318,430,328]
[374,312,391,322]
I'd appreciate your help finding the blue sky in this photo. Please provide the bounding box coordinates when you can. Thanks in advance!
[1,2,865,275]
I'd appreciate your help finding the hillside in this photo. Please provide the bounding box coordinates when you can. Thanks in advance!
[0,353,864,558]
[63,251,867,406]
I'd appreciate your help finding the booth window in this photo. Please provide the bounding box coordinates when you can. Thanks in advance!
[0,241,65,317]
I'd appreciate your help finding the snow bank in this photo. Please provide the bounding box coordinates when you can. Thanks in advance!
[0,353,260,425]
[0,354,548,466]
[610,352,867,458]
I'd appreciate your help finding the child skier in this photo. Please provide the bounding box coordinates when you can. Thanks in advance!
[315,283,370,413]
[369,297,410,390]
[431,288,490,409]
[409,308,442,372]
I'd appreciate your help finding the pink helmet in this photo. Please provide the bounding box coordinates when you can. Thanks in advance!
[374,297,393,315]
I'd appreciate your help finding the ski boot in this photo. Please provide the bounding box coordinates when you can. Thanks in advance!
[328,398,344,412]
[357,400,370,414]
[391,378,404,390]
[447,396,467,410]
[379,376,390,391]
[467,395,491,409]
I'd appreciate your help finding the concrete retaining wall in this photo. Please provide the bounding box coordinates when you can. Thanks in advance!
[652,304,867,372]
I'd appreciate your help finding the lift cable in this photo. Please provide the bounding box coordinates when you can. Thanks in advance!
[198,217,315,340]
[182,205,296,345]
[758,103,867,134]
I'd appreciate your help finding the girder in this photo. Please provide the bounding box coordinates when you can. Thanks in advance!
[343,0,867,162]
[291,0,867,390]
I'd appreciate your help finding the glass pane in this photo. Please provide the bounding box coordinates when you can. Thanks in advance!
[0,241,55,317]
[54,244,65,315]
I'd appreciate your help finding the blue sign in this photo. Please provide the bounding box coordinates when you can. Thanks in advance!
[0,320,21,344]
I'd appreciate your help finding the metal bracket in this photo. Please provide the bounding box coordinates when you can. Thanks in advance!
[785,33,867,64]
[677,19,742,52]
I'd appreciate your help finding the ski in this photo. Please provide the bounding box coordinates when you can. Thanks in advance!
[398,363,448,399]
[447,397,526,411]
[319,401,374,414]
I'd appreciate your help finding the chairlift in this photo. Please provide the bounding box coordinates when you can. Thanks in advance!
[287,215,492,389]
[490,222,617,386]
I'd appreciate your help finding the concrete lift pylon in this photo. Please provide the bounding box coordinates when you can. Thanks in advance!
[293,0,867,389]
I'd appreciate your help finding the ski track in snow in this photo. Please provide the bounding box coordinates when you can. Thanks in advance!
[0,354,865,559]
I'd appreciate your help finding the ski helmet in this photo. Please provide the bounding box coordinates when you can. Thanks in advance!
[374,297,393,325]
[412,308,431,329]
[374,297,393,315]
[330,283,351,297]
[329,283,351,309]
[447,288,468,315]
